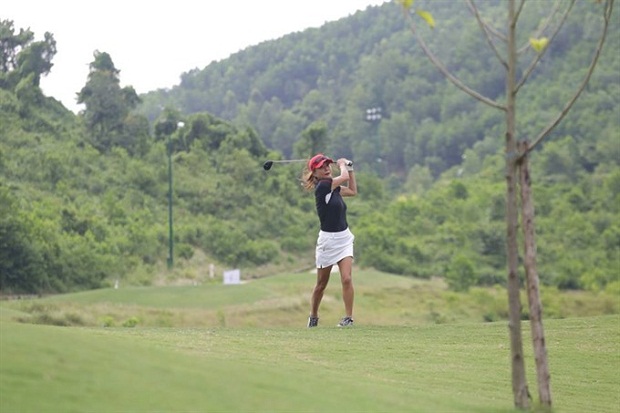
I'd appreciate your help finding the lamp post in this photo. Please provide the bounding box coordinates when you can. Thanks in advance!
[365,107,383,174]
[167,121,185,269]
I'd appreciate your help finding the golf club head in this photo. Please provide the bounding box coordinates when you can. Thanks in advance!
[263,161,273,171]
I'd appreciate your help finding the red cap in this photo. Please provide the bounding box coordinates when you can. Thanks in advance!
[308,154,333,171]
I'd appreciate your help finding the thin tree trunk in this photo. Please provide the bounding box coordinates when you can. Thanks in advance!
[506,145,529,409]
[506,0,530,408]
[518,140,552,408]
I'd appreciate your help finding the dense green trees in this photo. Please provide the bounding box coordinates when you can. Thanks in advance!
[78,51,149,155]
[0,187,44,292]
[0,20,56,88]
[0,19,56,116]
[354,162,619,293]
[0,3,617,296]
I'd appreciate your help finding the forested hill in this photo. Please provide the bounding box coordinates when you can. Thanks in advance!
[0,1,618,295]
[138,0,619,179]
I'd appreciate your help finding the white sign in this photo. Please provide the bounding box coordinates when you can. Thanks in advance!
[223,269,241,285]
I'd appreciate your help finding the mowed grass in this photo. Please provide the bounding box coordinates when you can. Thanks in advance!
[1,269,619,412]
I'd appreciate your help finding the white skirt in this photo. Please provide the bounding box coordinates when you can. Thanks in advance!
[315,228,355,268]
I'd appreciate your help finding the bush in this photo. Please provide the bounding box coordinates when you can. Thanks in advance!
[445,254,476,292]
[242,239,279,265]
[101,316,115,327]
[122,316,140,328]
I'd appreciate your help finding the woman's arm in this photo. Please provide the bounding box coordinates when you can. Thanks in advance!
[332,158,357,197]
[341,168,356,197]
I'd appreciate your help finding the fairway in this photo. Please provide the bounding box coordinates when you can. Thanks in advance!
[1,270,619,412]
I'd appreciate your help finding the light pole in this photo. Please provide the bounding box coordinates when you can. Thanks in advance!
[365,107,382,123]
[365,107,383,174]
[167,121,184,269]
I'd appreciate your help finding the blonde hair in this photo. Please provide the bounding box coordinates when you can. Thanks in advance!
[301,166,318,191]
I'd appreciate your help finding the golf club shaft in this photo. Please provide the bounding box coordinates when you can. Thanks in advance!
[268,159,352,165]
[263,158,352,171]
[268,159,306,164]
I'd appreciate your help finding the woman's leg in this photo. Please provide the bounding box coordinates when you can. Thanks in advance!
[337,257,354,318]
[310,266,332,317]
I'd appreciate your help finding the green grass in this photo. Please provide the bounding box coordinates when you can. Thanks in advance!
[3,269,617,328]
[1,269,619,412]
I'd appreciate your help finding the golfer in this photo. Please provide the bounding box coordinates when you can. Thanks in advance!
[302,153,357,327]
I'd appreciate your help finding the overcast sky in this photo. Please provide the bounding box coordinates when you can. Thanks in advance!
[4,0,387,113]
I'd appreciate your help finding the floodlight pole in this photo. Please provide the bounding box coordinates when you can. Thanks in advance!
[365,106,383,174]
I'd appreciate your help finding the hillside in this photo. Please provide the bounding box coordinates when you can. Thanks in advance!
[0,1,618,295]
[139,0,619,178]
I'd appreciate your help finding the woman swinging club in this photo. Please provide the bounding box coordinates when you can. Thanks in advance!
[302,154,357,327]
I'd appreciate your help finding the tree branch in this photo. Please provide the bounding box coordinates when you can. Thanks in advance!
[466,0,508,69]
[515,0,527,21]
[522,0,614,158]
[515,0,576,93]
[516,0,563,55]
[401,7,506,111]
[466,0,507,41]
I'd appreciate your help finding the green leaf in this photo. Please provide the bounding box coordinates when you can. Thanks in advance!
[398,0,415,10]
[529,37,549,53]
[416,10,436,28]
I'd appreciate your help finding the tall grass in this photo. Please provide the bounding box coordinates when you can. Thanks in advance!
[3,269,617,328]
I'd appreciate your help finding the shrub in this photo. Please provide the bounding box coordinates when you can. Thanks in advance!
[122,316,140,328]
[445,254,476,292]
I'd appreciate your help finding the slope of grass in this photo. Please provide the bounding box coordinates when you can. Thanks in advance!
[1,314,618,413]
[3,269,618,328]
[1,269,618,412]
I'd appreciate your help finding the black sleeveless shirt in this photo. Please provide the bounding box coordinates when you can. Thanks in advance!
[315,179,348,232]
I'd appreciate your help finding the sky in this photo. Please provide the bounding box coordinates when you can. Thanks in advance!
[3,0,387,113]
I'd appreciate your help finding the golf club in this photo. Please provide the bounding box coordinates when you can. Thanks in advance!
[262,159,306,171]
[263,159,353,171]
